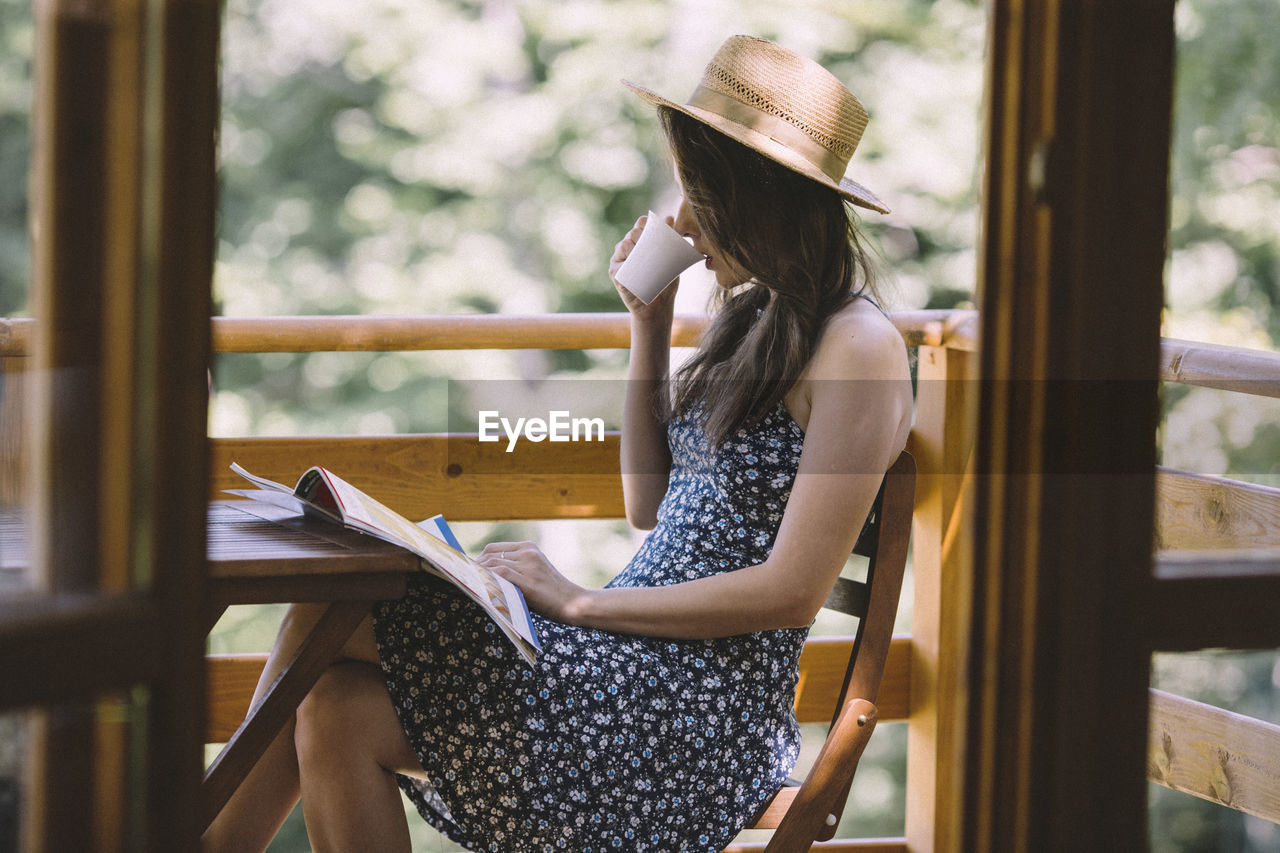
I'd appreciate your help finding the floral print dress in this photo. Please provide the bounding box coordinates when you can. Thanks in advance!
[373,402,809,852]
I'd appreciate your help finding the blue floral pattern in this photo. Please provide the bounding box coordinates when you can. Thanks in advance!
[373,403,809,852]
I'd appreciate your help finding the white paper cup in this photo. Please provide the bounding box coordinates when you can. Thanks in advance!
[614,212,706,303]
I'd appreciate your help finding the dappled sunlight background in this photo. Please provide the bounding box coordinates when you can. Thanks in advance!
[1,0,1278,849]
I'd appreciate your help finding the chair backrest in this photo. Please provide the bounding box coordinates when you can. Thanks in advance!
[753,449,916,850]
[795,448,915,845]
[822,449,916,724]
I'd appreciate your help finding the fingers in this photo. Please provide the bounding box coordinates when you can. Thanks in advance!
[608,215,647,281]
[478,541,534,565]
[480,541,531,552]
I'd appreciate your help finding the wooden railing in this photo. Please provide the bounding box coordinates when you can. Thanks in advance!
[4,309,1279,847]
[1147,351,1280,827]
[206,308,973,853]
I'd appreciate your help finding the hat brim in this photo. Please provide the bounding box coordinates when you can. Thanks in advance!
[623,80,890,215]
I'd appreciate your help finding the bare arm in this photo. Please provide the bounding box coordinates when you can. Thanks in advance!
[483,307,913,638]
[610,215,678,530]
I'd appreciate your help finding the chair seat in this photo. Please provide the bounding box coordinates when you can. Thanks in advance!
[750,785,799,830]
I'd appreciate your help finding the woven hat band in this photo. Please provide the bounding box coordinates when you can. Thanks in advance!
[686,85,850,185]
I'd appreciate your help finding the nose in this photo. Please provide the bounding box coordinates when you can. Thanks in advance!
[672,197,700,241]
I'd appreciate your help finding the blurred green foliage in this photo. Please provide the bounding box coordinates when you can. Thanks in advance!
[204,0,988,438]
[1,0,1278,850]
[1160,0,1280,502]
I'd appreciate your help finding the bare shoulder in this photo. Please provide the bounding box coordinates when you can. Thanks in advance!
[805,297,909,382]
[786,296,913,456]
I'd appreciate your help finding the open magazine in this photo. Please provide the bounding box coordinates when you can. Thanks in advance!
[227,462,541,665]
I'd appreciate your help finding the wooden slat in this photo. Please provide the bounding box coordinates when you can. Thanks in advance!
[750,785,800,831]
[211,434,625,522]
[205,635,916,743]
[0,357,28,509]
[1148,688,1280,825]
[723,840,906,853]
[1161,338,1280,398]
[206,655,268,743]
[0,594,164,710]
[211,313,707,352]
[1148,573,1280,651]
[2,310,973,357]
[1156,467,1280,552]
[795,637,911,724]
[824,576,870,616]
[905,344,977,853]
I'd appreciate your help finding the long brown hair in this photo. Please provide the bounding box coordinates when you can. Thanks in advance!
[659,106,879,444]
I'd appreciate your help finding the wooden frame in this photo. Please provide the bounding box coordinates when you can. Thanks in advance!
[964,1,1175,849]
[1,0,218,848]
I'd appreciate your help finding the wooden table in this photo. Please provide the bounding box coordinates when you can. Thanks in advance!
[0,500,423,831]
[203,499,421,829]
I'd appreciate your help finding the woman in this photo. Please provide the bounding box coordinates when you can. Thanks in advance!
[204,34,912,853]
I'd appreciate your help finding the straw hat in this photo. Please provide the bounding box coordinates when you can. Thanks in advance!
[623,35,889,214]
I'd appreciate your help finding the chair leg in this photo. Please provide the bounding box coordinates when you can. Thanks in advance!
[763,699,879,853]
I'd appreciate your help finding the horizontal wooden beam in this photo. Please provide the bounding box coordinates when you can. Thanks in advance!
[0,322,32,358]
[0,594,164,709]
[17,315,1280,393]
[211,434,626,522]
[211,313,708,352]
[795,636,911,724]
[1161,337,1280,398]
[205,635,916,743]
[1,310,975,357]
[207,655,267,743]
[1156,466,1280,552]
[1148,573,1280,651]
[1148,688,1280,825]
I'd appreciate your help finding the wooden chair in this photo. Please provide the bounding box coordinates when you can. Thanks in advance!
[747,450,916,851]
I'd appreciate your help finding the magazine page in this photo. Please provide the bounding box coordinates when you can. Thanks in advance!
[313,471,541,655]
[315,472,493,599]
[228,462,300,495]
[228,463,342,523]
[418,515,542,654]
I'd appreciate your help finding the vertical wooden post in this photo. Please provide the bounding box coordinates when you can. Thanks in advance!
[29,0,110,597]
[906,343,977,853]
[20,0,216,845]
[962,0,1173,849]
[26,0,112,846]
[141,0,219,846]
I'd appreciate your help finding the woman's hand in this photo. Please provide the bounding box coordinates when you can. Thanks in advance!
[478,541,591,626]
[609,214,680,322]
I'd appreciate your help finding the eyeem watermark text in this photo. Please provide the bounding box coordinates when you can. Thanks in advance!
[478,410,606,452]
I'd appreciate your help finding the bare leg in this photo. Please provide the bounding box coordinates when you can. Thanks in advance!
[202,603,386,852]
[294,660,423,853]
